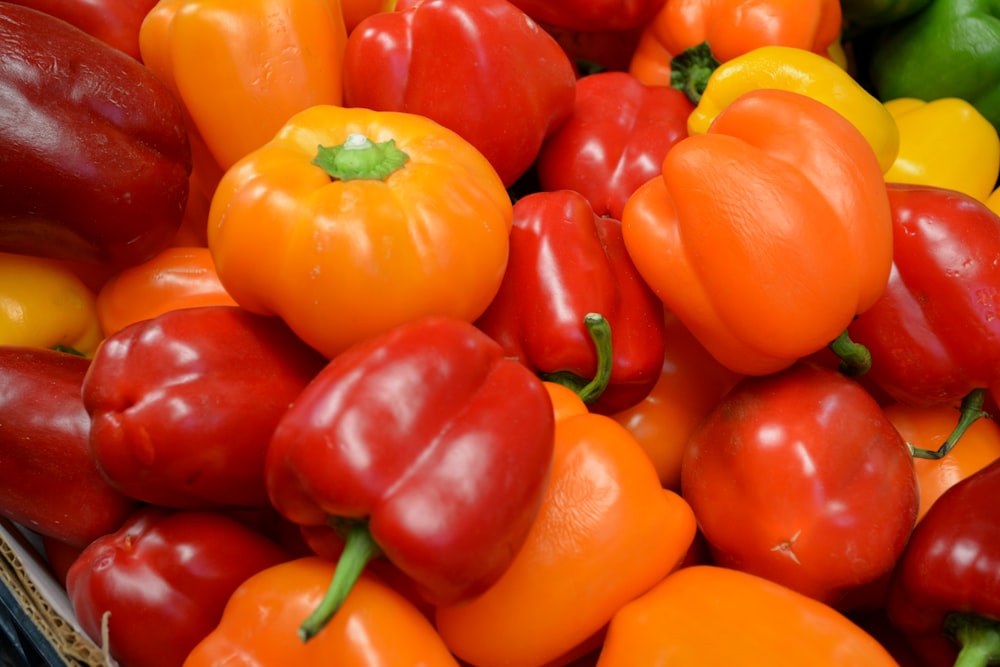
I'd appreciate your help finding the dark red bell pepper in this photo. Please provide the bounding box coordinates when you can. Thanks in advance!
[3,0,159,59]
[885,457,1000,667]
[265,316,555,640]
[474,189,666,415]
[341,0,577,187]
[0,347,137,548]
[0,3,191,269]
[505,0,667,32]
[535,71,694,221]
[66,506,291,667]
[82,305,327,510]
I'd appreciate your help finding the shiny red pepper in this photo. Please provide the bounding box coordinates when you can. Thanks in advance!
[265,316,555,640]
[3,0,159,59]
[506,0,667,32]
[474,190,666,415]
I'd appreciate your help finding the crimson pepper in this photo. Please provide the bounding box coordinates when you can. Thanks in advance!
[82,306,327,510]
[505,0,667,32]
[341,0,577,187]
[0,3,191,269]
[535,72,694,221]
[265,316,555,640]
[885,458,1000,667]
[0,347,137,548]
[3,0,159,59]
[474,190,666,415]
[66,506,291,667]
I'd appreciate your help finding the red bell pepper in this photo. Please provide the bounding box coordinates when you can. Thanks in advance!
[341,0,577,187]
[885,458,1000,667]
[66,506,291,667]
[82,305,327,509]
[505,0,667,32]
[474,190,666,415]
[0,3,191,269]
[535,71,694,221]
[0,347,137,548]
[3,0,159,59]
[265,316,556,640]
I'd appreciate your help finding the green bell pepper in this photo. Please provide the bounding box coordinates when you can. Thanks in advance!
[867,0,1000,132]
[840,0,932,27]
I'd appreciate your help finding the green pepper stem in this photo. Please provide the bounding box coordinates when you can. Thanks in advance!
[311,133,409,182]
[298,519,381,642]
[829,329,872,377]
[539,312,613,405]
[947,612,1000,667]
[909,389,989,460]
[669,41,721,104]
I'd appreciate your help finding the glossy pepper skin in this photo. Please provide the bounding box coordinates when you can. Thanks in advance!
[0,347,137,548]
[4,0,159,59]
[66,506,291,667]
[622,88,893,376]
[847,184,1000,408]
[341,0,577,187]
[505,0,666,32]
[82,305,328,509]
[0,3,191,269]
[474,190,667,416]
[266,317,555,632]
[886,458,1000,667]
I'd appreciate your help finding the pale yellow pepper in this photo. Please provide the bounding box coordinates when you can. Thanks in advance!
[0,253,103,356]
[688,45,900,174]
[882,98,1000,203]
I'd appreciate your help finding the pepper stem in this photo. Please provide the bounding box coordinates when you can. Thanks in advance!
[539,313,613,406]
[909,389,989,460]
[829,329,872,376]
[311,133,409,181]
[670,41,721,104]
[298,518,381,642]
[946,612,1000,667]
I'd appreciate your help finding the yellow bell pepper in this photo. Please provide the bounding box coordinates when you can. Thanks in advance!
[688,45,900,173]
[988,186,1000,216]
[882,97,1000,203]
[0,253,103,356]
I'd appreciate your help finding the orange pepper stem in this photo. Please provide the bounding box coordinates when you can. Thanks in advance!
[909,388,989,460]
[829,329,872,377]
[670,41,721,105]
[539,312,613,406]
[947,612,1000,667]
[311,133,410,182]
[298,518,382,642]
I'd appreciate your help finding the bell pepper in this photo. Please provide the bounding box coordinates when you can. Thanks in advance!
[82,305,328,509]
[537,21,646,75]
[682,362,919,608]
[885,458,1000,667]
[503,0,666,32]
[95,246,238,336]
[0,252,103,357]
[687,45,900,173]
[534,71,694,221]
[627,0,843,90]
[0,3,191,269]
[3,0,159,59]
[881,97,1000,203]
[0,347,137,548]
[207,105,513,360]
[184,556,460,666]
[433,381,697,667]
[340,0,577,187]
[474,190,667,415]
[341,0,393,32]
[66,506,291,667]
[597,565,904,666]
[622,88,894,376]
[868,0,1000,133]
[839,0,932,26]
[265,316,555,639]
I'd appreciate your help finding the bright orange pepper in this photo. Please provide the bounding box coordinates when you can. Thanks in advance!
[629,0,843,88]
[433,382,697,667]
[596,565,902,665]
[612,310,742,490]
[341,0,394,32]
[95,246,238,336]
[183,556,459,666]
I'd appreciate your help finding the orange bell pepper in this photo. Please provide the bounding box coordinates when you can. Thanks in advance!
[628,0,843,88]
[596,565,902,665]
[341,0,394,32]
[433,382,697,667]
[621,88,893,376]
[611,310,742,490]
[207,105,513,359]
[183,556,459,666]
[95,246,239,336]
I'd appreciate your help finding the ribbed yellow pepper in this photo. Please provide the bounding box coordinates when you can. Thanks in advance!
[882,98,1000,203]
[0,253,103,356]
[688,45,900,173]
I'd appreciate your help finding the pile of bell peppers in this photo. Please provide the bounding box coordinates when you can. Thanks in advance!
[0,0,999,665]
